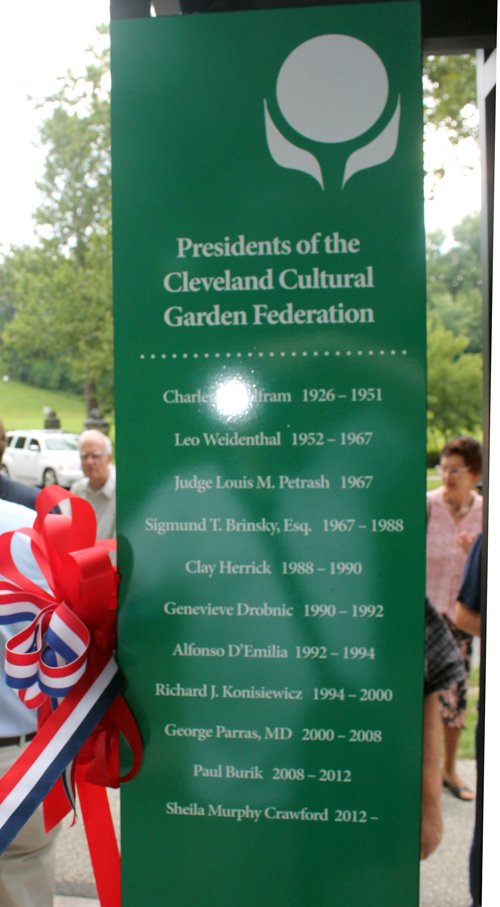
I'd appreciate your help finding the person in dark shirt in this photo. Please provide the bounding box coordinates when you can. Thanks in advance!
[454,532,482,907]
[0,417,39,509]
[455,532,481,634]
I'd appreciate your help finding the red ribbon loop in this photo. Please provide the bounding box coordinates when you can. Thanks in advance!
[0,486,143,907]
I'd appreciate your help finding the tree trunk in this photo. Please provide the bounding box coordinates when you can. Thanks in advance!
[84,379,99,416]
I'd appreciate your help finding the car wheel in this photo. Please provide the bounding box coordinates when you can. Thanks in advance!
[43,468,58,487]
[0,463,8,477]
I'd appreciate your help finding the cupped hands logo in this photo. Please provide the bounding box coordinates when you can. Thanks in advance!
[264,34,400,189]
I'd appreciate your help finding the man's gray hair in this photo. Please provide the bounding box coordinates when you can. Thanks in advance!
[79,429,112,455]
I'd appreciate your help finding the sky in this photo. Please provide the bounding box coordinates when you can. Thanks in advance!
[0,0,110,251]
[0,0,481,252]
[423,131,481,242]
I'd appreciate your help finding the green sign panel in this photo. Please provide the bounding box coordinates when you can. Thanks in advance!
[111,4,426,905]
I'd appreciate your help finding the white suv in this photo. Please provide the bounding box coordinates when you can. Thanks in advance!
[2,430,84,489]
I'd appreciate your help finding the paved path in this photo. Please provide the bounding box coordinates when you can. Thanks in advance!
[55,763,476,906]
[55,788,119,901]
[55,899,98,907]
[420,759,476,907]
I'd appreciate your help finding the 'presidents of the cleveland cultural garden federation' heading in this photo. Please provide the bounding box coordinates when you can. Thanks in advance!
[162,230,376,328]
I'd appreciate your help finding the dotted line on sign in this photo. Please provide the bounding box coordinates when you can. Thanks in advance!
[139,350,408,360]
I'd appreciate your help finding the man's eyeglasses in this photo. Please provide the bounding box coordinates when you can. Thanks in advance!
[81,452,104,461]
[435,465,469,477]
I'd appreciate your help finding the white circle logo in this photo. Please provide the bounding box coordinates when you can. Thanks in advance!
[276,34,389,144]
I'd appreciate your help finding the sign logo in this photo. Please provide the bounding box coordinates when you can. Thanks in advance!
[264,35,400,189]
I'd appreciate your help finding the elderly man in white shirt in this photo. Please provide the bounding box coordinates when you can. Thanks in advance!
[70,430,116,540]
[0,499,59,907]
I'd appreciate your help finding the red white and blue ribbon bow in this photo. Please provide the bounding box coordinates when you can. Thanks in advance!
[5,599,90,706]
[0,486,142,907]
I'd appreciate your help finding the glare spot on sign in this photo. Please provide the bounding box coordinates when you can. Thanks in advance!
[215,378,253,420]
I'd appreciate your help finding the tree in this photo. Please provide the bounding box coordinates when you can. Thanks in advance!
[33,36,111,263]
[427,318,482,448]
[0,27,112,414]
[426,212,482,353]
[423,55,478,192]
[2,234,112,407]
[423,55,477,144]
[0,245,81,392]
[426,213,483,447]
[427,213,481,297]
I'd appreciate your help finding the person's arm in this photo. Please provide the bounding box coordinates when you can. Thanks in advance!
[456,531,477,556]
[454,600,481,637]
[421,692,443,859]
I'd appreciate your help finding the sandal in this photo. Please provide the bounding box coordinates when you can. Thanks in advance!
[443,779,474,801]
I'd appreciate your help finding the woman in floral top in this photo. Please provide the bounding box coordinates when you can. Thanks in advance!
[426,436,482,801]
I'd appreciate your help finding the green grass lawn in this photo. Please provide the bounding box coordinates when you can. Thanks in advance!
[0,379,86,434]
[457,665,479,760]
[427,469,441,491]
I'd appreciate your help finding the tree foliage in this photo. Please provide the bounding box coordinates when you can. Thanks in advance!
[2,235,112,403]
[0,27,112,413]
[0,245,80,392]
[427,318,482,447]
[426,212,483,445]
[33,36,111,261]
[426,212,482,354]
[423,54,478,190]
[423,55,478,144]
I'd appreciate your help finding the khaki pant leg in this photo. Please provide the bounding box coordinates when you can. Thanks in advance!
[0,744,59,907]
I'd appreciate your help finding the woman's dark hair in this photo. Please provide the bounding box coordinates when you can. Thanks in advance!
[441,436,482,474]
